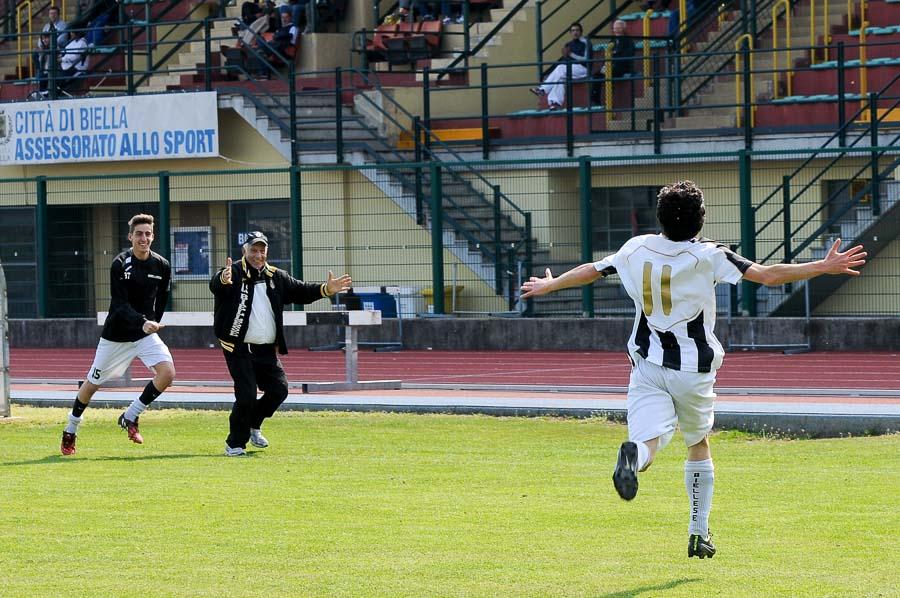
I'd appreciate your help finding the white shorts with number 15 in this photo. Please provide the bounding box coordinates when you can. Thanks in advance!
[85,334,173,386]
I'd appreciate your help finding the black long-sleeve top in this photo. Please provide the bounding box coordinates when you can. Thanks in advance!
[209,257,328,354]
[611,35,636,77]
[101,249,171,342]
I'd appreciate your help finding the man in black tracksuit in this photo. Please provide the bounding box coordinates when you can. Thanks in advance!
[209,231,352,456]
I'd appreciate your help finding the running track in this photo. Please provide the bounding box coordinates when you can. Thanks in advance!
[10,348,900,392]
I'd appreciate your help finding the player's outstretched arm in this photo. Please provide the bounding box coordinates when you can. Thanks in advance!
[743,239,866,286]
[520,263,603,299]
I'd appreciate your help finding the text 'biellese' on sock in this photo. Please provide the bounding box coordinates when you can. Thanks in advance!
[685,458,715,537]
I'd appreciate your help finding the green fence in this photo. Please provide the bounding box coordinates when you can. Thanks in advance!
[0,148,897,319]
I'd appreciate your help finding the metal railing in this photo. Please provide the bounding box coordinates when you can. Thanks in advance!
[0,260,9,418]
[436,0,528,79]
[771,0,792,98]
[734,34,754,128]
[847,0,867,33]
[1,150,897,319]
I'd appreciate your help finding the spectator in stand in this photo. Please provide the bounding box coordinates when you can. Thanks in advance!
[58,28,89,93]
[259,9,298,70]
[239,6,271,46]
[608,18,636,77]
[242,0,263,26]
[389,0,429,23]
[530,22,591,110]
[264,1,280,30]
[85,0,117,48]
[440,0,466,25]
[33,5,69,77]
[43,5,69,46]
[593,19,636,105]
[35,32,53,93]
[275,0,304,30]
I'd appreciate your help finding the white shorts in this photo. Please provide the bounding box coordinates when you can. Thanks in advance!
[85,334,173,386]
[626,356,717,449]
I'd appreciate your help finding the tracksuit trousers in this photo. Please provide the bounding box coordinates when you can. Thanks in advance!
[223,343,289,449]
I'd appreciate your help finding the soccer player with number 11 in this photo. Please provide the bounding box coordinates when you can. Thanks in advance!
[520,180,866,558]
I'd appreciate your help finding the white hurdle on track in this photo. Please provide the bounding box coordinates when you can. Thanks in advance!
[96,311,401,393]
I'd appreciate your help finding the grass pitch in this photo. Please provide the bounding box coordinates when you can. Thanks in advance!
[1,407,897,597]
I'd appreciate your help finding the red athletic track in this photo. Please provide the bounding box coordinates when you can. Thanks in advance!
[10,348,900,391]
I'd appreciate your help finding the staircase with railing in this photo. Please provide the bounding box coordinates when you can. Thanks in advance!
[662,0,789,129]
[748,78,900,316]
[213,64,540,309]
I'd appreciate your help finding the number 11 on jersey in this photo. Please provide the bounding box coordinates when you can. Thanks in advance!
[642,261,672,316]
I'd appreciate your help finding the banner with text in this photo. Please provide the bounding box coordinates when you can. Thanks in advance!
[0,92,219,165]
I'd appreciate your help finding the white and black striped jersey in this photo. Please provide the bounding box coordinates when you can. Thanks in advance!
[593,235,753,373]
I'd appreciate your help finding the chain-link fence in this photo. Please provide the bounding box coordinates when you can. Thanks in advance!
[0,148,897,319]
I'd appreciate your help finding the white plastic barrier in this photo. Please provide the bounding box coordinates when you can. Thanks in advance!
[96,310,399,392]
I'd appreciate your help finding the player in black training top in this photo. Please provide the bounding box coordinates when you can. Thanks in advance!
[60,214,177,456]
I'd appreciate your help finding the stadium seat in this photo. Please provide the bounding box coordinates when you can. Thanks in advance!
[364,20,442,66]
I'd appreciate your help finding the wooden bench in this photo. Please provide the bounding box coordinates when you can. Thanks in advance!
[397,127,501,149]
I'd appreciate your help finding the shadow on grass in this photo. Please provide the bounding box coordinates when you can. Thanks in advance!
[599,577,700,597]
[0,452,237,466]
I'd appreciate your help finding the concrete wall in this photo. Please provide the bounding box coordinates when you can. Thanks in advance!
[10,317,900,350]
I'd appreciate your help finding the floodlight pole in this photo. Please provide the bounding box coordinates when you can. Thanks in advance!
[0,261,10,417]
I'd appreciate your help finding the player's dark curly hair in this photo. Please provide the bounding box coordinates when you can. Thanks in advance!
[656,180,705,242]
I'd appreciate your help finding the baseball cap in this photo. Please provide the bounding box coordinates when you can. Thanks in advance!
[244,231,268,246]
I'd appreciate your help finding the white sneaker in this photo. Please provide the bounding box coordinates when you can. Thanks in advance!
[225,444,247,456]
[442,16,451,25]
[249,428,269,448]
[454,15,464,24]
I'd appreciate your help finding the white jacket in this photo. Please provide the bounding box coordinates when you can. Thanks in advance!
[60,37,89,72]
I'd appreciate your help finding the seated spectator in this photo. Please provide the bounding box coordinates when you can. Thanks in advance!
[85,1,117,47]
[58,29,90,93]
[593,19,636,104]
[440,0,465,25]
[35,33,53,92]
[242,0,264,26]
[387,0,429,23]
[33,6,69,77]
[43,5,69,47]
[59,30,88,91]
[275,0,305,30]
[530,22,590,110]
[607,19,636,78]
[255,9,298,74]
[264,1,281,30]
[239,8,272,46]
[222,6,271,79]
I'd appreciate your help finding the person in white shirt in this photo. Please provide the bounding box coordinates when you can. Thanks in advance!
[530,22,591,109]
[60,30,87,71]
[520,180,866,559]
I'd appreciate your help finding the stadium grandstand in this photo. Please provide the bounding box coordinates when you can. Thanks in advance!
[0,0,896,348]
